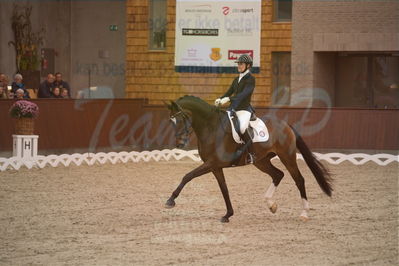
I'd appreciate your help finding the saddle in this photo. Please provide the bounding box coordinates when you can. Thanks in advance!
[227,111,269,144]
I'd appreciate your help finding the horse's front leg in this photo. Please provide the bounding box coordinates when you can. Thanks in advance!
[165,161,212,208]
[212,168,234,223]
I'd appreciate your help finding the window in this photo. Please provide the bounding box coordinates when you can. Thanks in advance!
[272,52,291,105]
[149,0,167,50]
[336,54,399,108]
[273,0,292,22]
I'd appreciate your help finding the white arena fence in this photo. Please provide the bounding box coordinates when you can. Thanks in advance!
[0,149,397,171]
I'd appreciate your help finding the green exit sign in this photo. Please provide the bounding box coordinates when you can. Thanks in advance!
[109,25,118,31]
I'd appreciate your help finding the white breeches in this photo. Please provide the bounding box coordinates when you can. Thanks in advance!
[236,110,251,134]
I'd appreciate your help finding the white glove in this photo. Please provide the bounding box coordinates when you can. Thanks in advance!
[220,97,230,105]
[214,98,221,106]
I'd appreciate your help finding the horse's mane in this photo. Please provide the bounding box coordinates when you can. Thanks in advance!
[176,95,209,106]
[176,95,224,115]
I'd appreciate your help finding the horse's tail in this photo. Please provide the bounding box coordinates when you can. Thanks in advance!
[290,126,333,197]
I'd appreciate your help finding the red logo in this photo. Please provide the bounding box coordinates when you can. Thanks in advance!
[222,6,230,15]
[228,50,254,60]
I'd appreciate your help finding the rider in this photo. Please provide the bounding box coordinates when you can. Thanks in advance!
[214,54,256,163]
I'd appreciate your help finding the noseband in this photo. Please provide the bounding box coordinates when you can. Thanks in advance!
[171,110,193,146]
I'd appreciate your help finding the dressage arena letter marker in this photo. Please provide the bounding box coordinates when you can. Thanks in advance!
[12,135,39,160]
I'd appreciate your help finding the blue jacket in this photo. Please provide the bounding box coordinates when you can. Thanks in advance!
[221,72,255,112]
[11,82,30,99]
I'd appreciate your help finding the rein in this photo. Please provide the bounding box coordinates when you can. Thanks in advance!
[171,110,193,144]
[217,109,230,134]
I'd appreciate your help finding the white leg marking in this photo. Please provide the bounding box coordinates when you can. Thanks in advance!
[300,198,310,221]
[302,198,310,211]
[265,183,276,199]
[265,183,276,208]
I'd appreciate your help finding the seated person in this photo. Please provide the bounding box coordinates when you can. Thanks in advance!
[61,88,70,98]
[0,73,8,88]
[0,85,8,99]
[51,87,63,98]
[15,88,30,99]
[0,73,8,99]
[54,72,71,98]
[0,74,11,97]
[11,74,30,98]
[38,73,55,98]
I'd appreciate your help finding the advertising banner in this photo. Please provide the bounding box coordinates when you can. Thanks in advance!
[175,0,261,73]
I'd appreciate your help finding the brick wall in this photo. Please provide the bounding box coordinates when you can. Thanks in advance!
[125,0,291,106]
[291,0,399,106]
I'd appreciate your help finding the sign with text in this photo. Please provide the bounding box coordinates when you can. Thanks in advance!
[175,0,261,73]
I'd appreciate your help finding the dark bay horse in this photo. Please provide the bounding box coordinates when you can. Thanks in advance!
[165,96,332,222]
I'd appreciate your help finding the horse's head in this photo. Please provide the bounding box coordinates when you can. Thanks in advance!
[166,101,193,149]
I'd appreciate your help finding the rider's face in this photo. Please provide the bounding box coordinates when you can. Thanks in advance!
[237,62,246,73]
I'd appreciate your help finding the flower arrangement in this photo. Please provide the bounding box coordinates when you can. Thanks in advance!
[9,100,39,119]
[8,4,44,72]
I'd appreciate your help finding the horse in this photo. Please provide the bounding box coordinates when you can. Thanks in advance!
[165,95,332,223]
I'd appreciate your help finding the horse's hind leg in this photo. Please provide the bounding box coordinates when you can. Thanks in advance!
[278,153,310,221]
[254,154,284,214]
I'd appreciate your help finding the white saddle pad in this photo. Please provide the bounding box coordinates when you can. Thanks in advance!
[227,111,269,144]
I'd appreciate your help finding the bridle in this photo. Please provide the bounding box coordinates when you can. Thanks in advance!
[170,109,193,146]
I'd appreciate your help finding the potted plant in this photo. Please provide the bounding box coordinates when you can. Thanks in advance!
[8,4,44,90]
[9,100,39,135]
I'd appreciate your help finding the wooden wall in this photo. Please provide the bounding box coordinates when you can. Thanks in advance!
[1,99,398,154]
[125,0,291,105]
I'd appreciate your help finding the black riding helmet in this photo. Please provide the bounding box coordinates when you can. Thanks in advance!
[235,54,253,67]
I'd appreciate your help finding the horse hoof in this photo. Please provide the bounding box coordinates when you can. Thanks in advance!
[269,203,278,214]
[165,199,176,209]
[299,214,309,222]
[220,217,230,223]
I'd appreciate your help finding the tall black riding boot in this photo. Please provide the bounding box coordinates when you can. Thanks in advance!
[242,130,256,164]
[233,130,256,164]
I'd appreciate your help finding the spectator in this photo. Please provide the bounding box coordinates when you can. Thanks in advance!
[0,73,6,87]
[61,88,70,98]
[11,74,30,99]
[0,85,8,99]
[38,73,55,98]
[51,87,63,98]
[54,72,71,98]
[0,73,9,99]
[15,88,25,99]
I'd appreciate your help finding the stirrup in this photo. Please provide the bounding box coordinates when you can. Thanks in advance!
[246,153,255,164]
